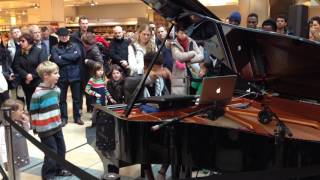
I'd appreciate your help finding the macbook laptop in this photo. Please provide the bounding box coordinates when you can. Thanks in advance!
[198,75,237,105]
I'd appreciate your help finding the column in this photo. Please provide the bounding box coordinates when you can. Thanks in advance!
[238,0,270,27]
[39,0,64,24]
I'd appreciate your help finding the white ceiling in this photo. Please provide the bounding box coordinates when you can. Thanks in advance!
[0,0,140,10]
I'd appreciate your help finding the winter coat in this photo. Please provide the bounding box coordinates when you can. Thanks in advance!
[170,37,203,95]
[109,38,130,66]
[51,41,82,82]
[13,45,47,87]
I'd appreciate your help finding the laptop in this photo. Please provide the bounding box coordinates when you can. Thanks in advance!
[198,75,237,105]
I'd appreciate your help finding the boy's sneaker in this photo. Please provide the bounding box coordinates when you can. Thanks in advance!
[56,169,72,176]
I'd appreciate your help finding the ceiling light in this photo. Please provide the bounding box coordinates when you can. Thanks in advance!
[199,0,238,6]
[90,0,98,6]
[33,3,39,9]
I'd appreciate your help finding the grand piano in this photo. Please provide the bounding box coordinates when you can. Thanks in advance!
[93,0,320,179]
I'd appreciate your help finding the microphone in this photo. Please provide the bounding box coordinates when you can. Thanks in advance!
[151,117,180,131]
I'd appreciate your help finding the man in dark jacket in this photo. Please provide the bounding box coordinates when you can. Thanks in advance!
[70,16,90,113]
[109,26,130,75]
[51,27,84,125]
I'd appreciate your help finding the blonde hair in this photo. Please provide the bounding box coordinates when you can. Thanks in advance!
[36,61,59,79]
[135,24,156,53]
[2,99,24,112]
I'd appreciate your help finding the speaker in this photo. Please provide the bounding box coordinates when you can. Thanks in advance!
[288,5,309,38]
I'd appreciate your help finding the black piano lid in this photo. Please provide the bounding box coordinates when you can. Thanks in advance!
[141,0,320,102]
[222,25,320,102]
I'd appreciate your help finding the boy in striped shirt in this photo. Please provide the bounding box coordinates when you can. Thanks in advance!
[30,61,71,180]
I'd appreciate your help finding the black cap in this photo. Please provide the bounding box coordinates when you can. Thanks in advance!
[56,27,70,36]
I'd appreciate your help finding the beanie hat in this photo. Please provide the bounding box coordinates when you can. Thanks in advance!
[229,11,241,24]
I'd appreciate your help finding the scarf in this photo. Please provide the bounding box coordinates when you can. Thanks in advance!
[175,37,189,70]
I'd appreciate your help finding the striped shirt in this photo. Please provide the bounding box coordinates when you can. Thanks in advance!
[85,77,111,98]
[30,83,62,137]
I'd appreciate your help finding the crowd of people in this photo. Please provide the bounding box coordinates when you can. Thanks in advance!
[0,11,320,179]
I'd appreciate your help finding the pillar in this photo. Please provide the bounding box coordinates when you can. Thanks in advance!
[238,0,270,27]
[39,0,64,24]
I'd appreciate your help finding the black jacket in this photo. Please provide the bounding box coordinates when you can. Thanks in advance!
[84,44,104,77]
[13,46,47,87]
[109,38,130,66]
[51,41,82,82]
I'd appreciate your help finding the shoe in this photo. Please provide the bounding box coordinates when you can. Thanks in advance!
[61,121,66,127]
[56,169,72,176]
[75,119,84,125]
[43,176,55,180]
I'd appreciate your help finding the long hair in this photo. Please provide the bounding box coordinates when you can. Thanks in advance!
[135,24,156,53]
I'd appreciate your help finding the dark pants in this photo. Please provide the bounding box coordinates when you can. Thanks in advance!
[40,130,66,179]
[80,77,93,112]
[58,80,81,123]
[22,85,37,111]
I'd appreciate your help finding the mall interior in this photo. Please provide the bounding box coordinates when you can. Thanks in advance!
[1,0,320,180]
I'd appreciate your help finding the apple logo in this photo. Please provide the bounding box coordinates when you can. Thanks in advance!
[216,87,221,94]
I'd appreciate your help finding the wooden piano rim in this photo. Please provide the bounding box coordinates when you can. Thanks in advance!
[225,106,320,130]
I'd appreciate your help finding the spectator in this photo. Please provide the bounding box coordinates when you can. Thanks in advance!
[2,99,30,179]
[51,27,83,125]
[85,62,116,126]
[171,24,204,95]
[81,32,104,112]
[107,64,125,104]
[109,26,130,75]
[310,16,320,31]
[7,27,21,61]
[13,33,47,110]
[29,25,49,59]
[229,11,241,26]
[247,13,258,29]
[71,16,91,114]
[156,25,174,71]
[276,15,292,35]
[262,19,277,32]
[309,29,320,42]
[128,24,156,76]
[0,38,13,103]
[40,26,58,57]
[30,61,72,179]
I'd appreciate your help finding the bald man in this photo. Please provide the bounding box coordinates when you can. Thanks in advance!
[109,26,130,73]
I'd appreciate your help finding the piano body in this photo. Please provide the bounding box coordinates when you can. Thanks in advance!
[94,0,320,179]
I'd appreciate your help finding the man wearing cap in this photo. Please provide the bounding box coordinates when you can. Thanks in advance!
[51,27,84,125]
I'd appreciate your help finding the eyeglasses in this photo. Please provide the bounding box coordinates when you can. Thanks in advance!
[19,39,26,43]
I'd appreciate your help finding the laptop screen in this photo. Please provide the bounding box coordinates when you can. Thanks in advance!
[198,75,237,105]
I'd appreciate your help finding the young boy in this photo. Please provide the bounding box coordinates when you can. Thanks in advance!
[30,61,71,180]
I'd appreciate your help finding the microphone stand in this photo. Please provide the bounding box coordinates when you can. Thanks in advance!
[248,82,293,168]
[151,103,218,179]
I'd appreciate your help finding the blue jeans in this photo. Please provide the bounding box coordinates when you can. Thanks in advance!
[58,80,81,122]
[40,130,66,179]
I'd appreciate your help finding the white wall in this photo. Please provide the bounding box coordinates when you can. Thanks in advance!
[208,5,239,21]
[75,3,148,20]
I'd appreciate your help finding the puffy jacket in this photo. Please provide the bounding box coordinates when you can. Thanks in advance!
[51,41,82,82]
